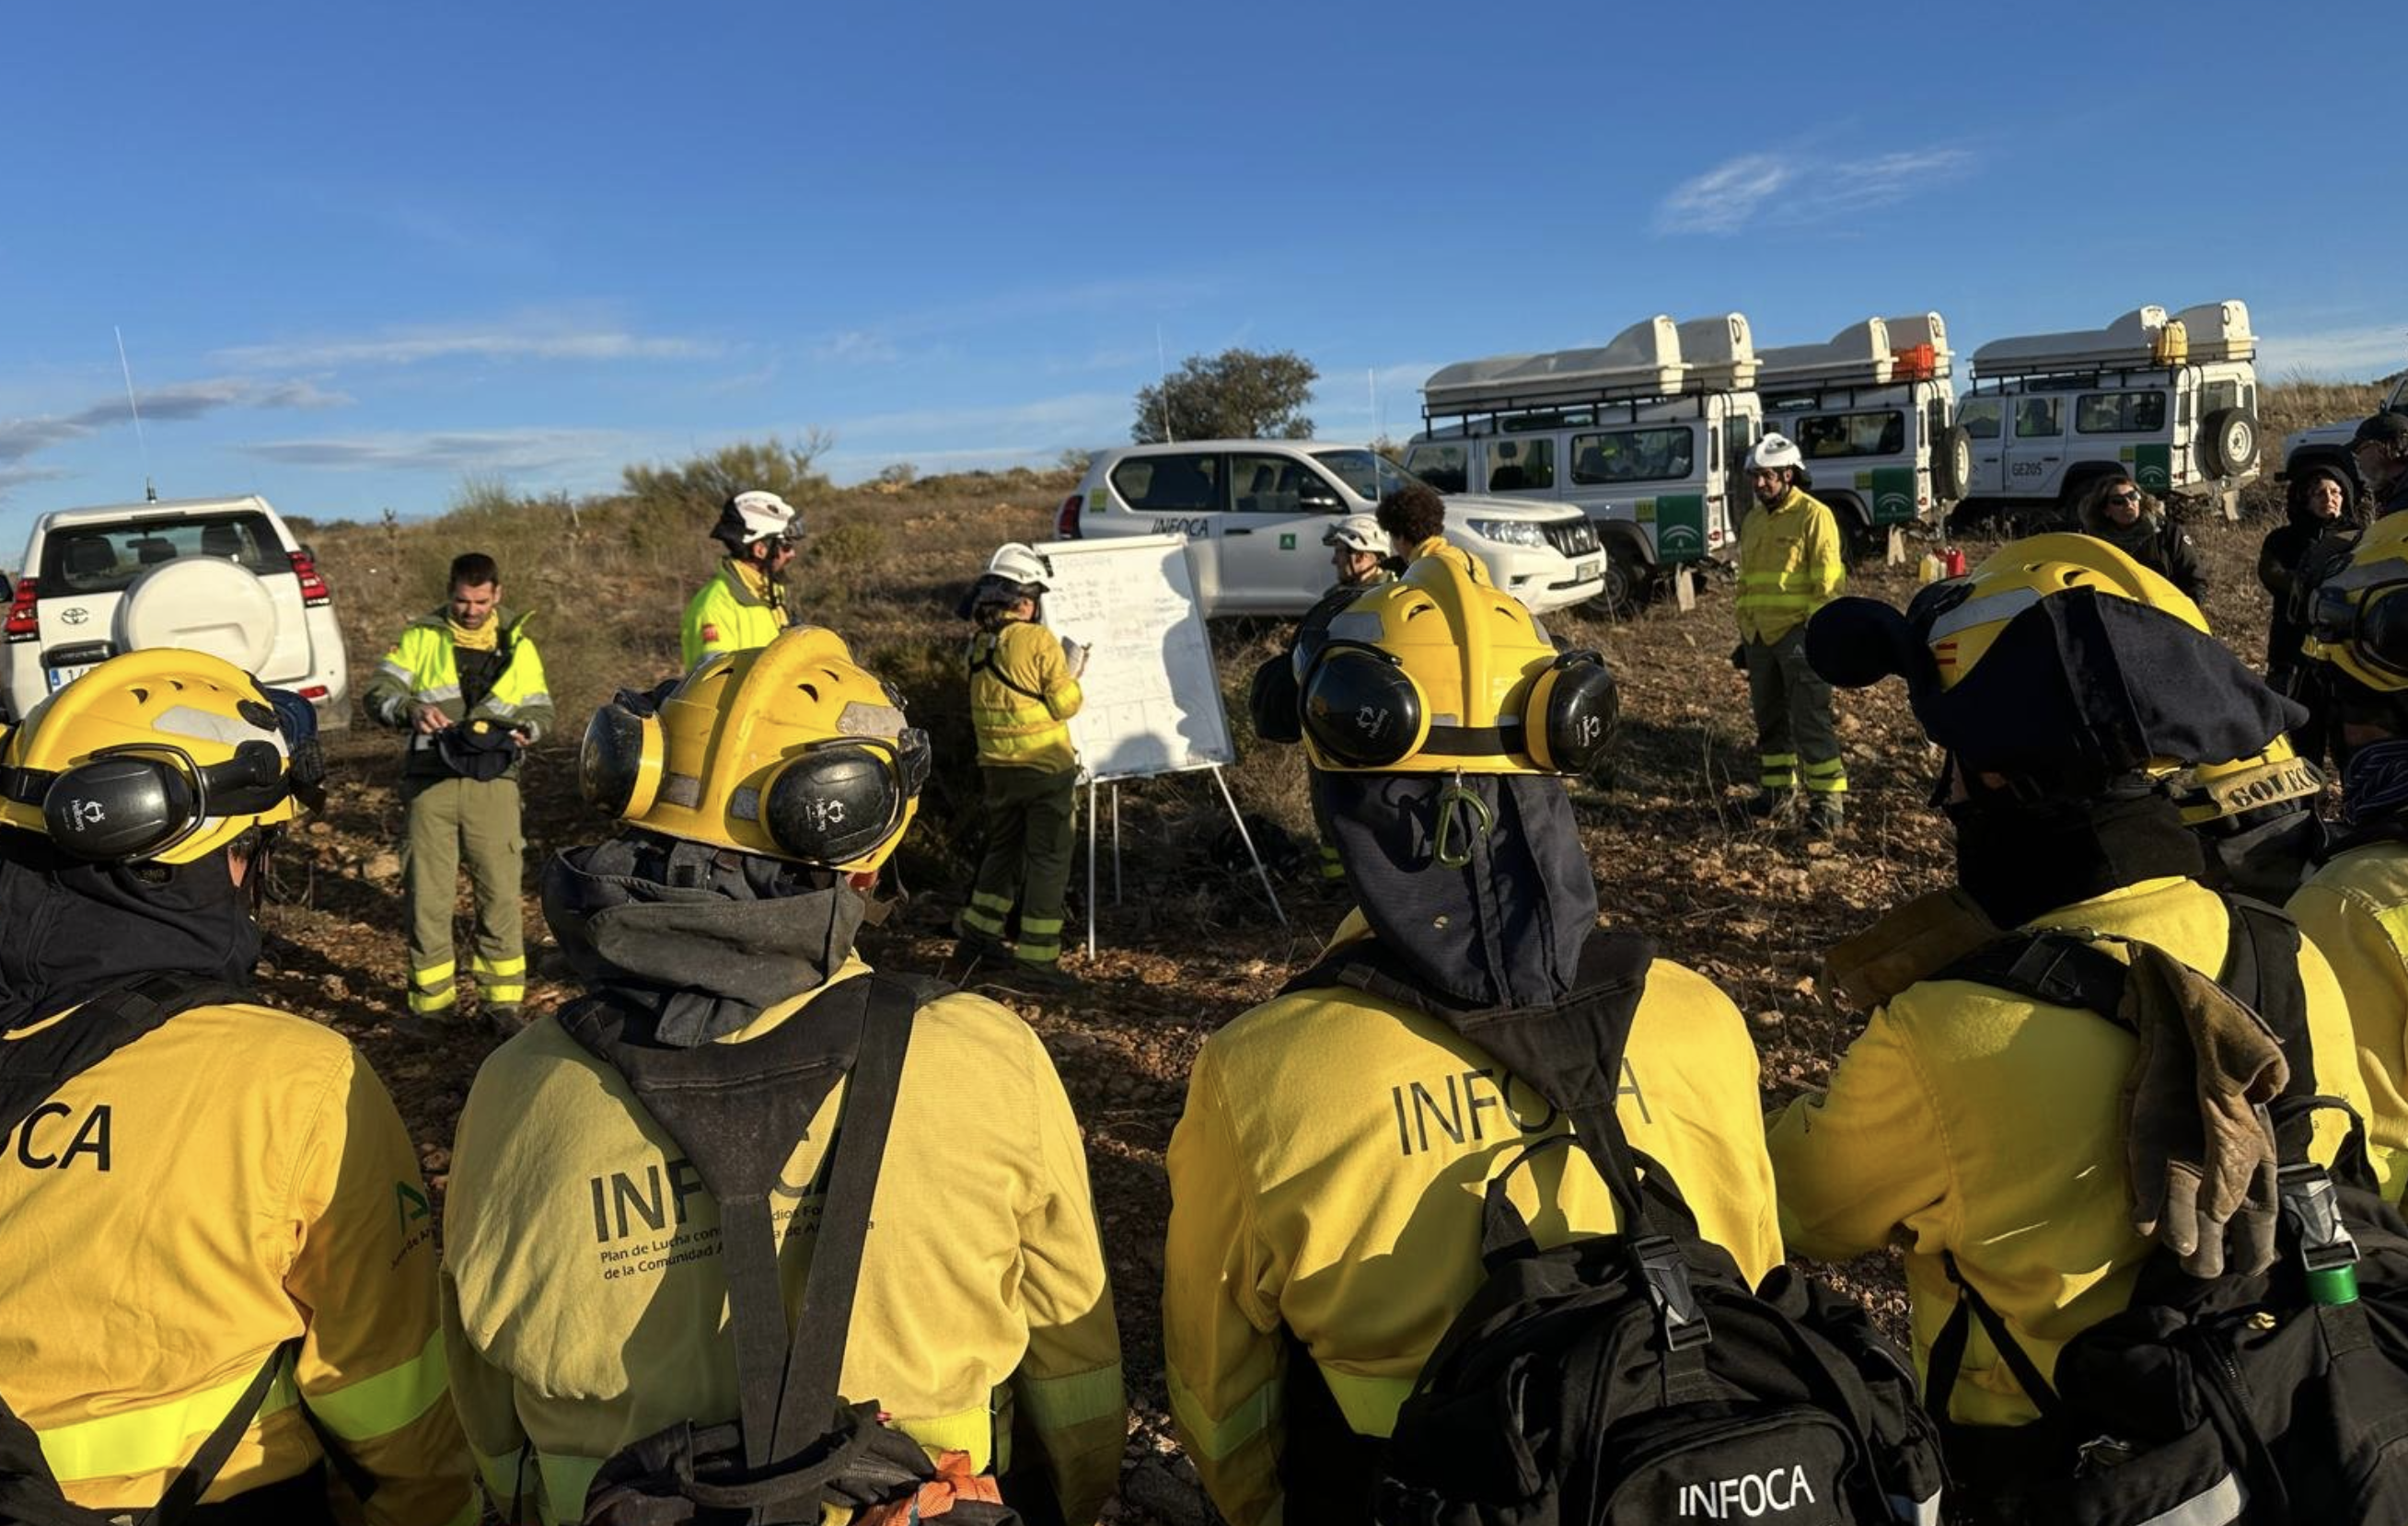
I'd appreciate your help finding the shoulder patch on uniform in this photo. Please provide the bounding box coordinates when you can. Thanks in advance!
[700,623,721,642]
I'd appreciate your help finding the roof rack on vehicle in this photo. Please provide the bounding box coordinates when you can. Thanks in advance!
[1420,313,1756,421]
[1970,300,2253,381]
[1758,313,1953,388]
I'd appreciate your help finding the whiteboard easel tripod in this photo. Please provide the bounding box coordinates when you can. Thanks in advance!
[1025,534,1287,954]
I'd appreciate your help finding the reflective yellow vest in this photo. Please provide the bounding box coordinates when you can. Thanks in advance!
[2287,840,2408,1200]
[0,1000,473,1524]
[441,960,1125,1526]
[364,609,555,757]
[1162,912,1783,1526]
[968,619,1082,772]
[1735,487,1845,644]
[681,560,790,670]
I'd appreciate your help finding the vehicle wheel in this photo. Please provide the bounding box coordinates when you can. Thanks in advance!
[2201,408,2259,480]
[1583,541,1650,618]
[116,558,279,671]
[1933,424,1974,502]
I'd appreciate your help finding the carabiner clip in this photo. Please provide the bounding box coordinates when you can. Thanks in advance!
[1432,774,1492,870]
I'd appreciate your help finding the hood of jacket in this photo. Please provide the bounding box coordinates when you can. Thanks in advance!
[0,833,258,1034]
[541,830,866,1047]
[1314,769,1595,1010]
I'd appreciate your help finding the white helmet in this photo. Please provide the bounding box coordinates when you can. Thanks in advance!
[1323,514,1385,554]
[985,542,1050,592]
[714,490,801,549]
[1746,433,1803,473]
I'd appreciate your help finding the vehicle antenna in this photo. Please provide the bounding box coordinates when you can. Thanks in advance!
[1155,324,1175,444]
[114,326,155,502]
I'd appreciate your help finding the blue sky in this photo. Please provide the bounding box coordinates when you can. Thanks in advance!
[1,0,2397,546]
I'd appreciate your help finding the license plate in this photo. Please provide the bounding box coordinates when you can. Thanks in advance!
[46,663,98,692]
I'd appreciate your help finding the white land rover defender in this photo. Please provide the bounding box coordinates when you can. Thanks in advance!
[2280,371,2408,498]
[1956,301,2261,526]
[1402,314,1764,615]
[1758,314,1969,552]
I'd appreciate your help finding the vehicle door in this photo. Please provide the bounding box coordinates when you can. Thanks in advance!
[1481,435,1559,503]
[1956,395,2005,495]
[2077,386,2173,492]
[1107,451,1229,603]
[2002,392,2066,497]
[1217,452,1339,612]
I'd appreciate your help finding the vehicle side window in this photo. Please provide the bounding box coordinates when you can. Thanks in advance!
[39,513,284,596]
[1405,444,1468,493]
[1569,427,1694,485]
[1958,397,2002,440]
[1723,416,1756,479]
[2014,397,2063,439]
[2075,391,2168,434]
[1486,437,1555,492]
[1927,395,1949,448]
[1228,453,1329,514]
[1793,410,1906,459]
[2202,380,2241,418]
[1110,454,1222,513]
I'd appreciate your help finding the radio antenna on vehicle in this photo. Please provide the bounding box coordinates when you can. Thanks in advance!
[1155,324,1175,443]
[113,327,156,503]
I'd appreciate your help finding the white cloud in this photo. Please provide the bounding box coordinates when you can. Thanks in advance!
[1654,146,1972,236]
[0,376,348,468]
[2257,323,2408,381]
[239,427,629,476]
[810,329,903,365]
[214,319,715,370]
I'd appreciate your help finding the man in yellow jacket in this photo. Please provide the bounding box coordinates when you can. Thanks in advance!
[680,489,799,668]
[364,552,554,1036]
[1163,549,1782,1526]
[1734,432,1848,835]
[1772,536,2380,1520]
[2285,508,2408,1199]
[955,544,1088,991]
[0,650,471,1525]
[442,626,1123,1526]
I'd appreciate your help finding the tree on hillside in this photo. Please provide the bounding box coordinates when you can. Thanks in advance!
[1132,349,1317,444]
[621,430,833,520]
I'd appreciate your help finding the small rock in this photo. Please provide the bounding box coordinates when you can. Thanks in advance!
[319,974,351,1000]
[1752,1009,1783,1029]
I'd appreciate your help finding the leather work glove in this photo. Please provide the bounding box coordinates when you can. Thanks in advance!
[2120,943,2288,1278]
[1730,642,1749,672]
[1060,638,1091,679]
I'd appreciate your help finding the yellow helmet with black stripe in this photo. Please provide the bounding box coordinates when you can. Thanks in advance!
[2302,511,2408,695]
[1296,551,1616,776]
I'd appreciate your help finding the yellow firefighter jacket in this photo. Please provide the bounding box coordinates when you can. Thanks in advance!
[1736,487,1846,644]
[1162,912,1783,1526]
[680,559,791,670]
[2286,839,2408,1200]
[967,619,1082,773]
[0,1000,472,1524]
[440,958,1125,1526]
[1768,876,2378,1429]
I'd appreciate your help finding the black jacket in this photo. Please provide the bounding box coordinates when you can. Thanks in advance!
[2078,501,2205,601]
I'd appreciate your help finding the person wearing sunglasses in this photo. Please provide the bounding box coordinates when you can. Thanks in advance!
[441,625,1124,1526]
[0,650,473,1525]
[2076,472,2205,602]
[2350,410,2408,522]
[681,489,802,670]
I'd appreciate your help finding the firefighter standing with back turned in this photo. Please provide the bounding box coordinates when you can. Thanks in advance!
[365,551,554,1036]
[0,650,472,1525]
[440,626,1123,1526]
[1163,547,1784,1526]
[954,543,1089,991]
[1733,432,1848,835]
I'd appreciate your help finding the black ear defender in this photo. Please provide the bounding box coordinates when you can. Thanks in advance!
[30,739,290,863]
[1247,653,1304,745]
[758,728,931,865]
[1525,650,1618,774]
[1300,643,1429,769]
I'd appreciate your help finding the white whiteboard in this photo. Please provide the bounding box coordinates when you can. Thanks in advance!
[1028,534,1233,782]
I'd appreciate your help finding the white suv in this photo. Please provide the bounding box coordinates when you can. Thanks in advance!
[3,495,351,726]
[2282,372,2408,496]
[1059,441,1604,616]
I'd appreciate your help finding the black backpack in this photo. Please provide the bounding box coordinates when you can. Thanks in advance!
[555,973,1022,1526]
[0,976,318,1526]
[1924,896,2408,1524]
[1282,931,1950,1526]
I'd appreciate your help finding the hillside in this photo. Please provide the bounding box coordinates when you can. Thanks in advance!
[273,393,2368,1524]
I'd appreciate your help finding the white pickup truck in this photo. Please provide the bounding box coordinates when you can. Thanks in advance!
[2280,372,2408,496]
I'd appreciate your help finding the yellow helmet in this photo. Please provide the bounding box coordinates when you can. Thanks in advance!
[2172,734,2322,828]
[1297,552,1616,775]
[1807,532,2296,784]
[579,626,928,873]
[0,649,315,864]
[2302,511,2408,694]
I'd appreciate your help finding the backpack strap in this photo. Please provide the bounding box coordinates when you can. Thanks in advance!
[1924,1253,2065,1434]
[1928,932,2132,1030]
[967,635,1048,704]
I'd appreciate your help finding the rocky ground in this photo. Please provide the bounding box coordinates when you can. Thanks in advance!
[273,500,2287,1524]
